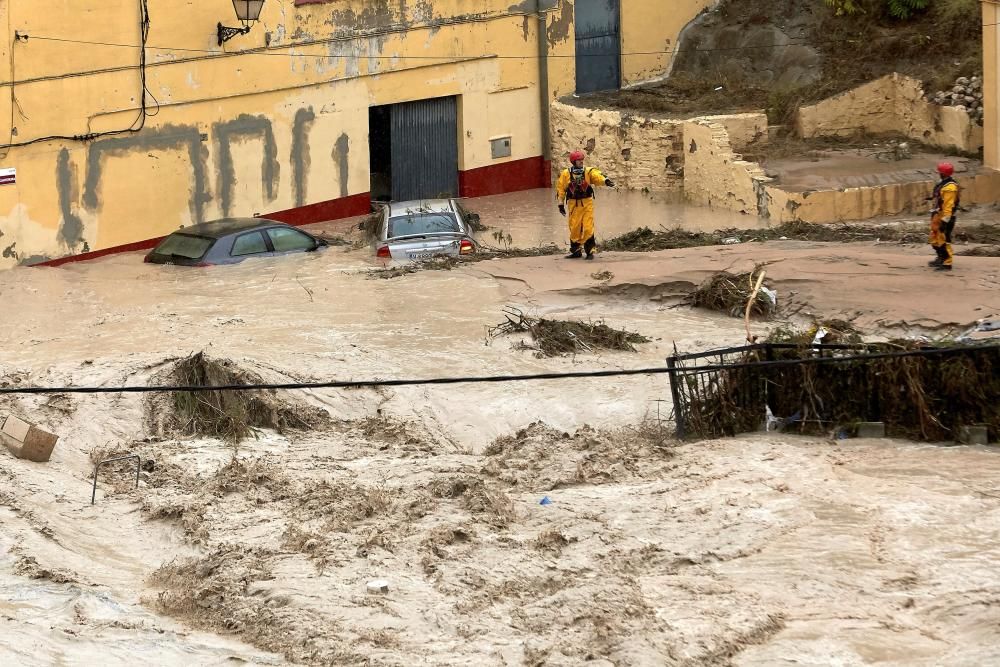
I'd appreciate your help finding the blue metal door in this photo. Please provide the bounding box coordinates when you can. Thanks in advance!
[575,0,621,94]
[390,96,459,201]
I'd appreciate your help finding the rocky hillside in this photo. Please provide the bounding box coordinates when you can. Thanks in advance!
[584,0,982,123]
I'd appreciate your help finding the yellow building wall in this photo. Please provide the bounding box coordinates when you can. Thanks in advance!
[0,0,712,268]
[620,0,716,85]
[984,1,1000,170]
[0,0,580,268]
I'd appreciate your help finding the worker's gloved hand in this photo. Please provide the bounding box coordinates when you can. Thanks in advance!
[604,178,616,188]
[558,204,566,217]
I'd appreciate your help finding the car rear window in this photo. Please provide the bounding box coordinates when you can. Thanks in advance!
[153,233,213,260]
[388,213,460,238]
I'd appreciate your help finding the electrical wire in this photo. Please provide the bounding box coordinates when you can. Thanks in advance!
[0,344,993,396]
[24,32,862,61]
[0,0,153,150]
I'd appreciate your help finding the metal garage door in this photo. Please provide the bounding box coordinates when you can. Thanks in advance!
[390,96,459,201]
[575,0,621,94]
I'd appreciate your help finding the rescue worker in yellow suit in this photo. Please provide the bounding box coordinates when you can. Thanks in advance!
[556,150,615,260]
[928,161,960,272]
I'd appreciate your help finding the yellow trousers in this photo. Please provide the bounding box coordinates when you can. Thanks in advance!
[566,197,595,251]
[929,213,954,266]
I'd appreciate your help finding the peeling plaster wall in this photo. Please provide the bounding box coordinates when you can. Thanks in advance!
[682,120,771,217]
[797,73,984,153]
[550,101,686,191]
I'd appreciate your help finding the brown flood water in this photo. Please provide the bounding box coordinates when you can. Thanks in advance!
[1,190,999,664]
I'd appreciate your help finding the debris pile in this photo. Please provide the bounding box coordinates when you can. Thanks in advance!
[487,307,649,357]
[686,269,777,319]
[928,75,984,126]
[146,353,329,443]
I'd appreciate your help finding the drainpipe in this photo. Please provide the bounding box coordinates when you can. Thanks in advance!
[536,0,551,187]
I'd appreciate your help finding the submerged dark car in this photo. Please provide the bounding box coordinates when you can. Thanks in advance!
[144,218,328,266]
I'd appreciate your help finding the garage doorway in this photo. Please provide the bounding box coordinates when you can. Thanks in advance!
[369,96,459,202]
[575,0,621,94]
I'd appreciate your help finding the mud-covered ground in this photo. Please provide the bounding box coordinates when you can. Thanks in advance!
[2,191,1000,664]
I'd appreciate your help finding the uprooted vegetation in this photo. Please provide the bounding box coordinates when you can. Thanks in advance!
[487,307,650,357]
[145,353,329,443]
[603,221,1000,253]
[686,267,777,319]
[367,244,562,278]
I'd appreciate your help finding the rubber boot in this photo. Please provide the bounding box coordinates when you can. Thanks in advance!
[564,242,582,259]
[583,236,596,261]
[929,246,946,267]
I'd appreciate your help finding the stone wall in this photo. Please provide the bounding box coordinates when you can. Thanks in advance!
[549,101,686,191]
[797,73,984,153]
[549,102,769,192]
[682,120,771,217]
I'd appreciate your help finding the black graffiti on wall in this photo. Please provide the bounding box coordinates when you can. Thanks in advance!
[292,107,316,207]
[213,114,281,218]
[81,124,211,223]
[55,109,344,238]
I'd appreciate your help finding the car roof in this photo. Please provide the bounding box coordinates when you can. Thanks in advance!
[173,217,286,239]
[385,199,457,218]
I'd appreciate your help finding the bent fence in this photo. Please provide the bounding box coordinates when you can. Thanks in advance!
[667,342,1000,441]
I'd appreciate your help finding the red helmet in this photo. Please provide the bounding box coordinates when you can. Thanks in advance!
[569,150,586,163]
[937,162,954,177]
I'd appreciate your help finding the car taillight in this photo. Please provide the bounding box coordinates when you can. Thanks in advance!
[459,239,475,255]
[376,245,391,259]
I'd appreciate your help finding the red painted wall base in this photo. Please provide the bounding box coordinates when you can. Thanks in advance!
[459,155,550,198]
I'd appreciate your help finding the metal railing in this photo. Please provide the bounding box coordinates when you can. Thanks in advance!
[667,342,1000,441]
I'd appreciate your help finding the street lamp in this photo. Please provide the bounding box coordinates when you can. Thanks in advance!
[218,0,266,46]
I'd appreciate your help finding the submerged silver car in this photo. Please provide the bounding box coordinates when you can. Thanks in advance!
[372,199,478,261]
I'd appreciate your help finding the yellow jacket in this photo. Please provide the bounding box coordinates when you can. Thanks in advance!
[556,167,608,203]
[936,181,959,219]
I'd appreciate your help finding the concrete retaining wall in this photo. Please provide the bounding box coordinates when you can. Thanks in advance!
[682,119,770,217]
[766,170,1000,224]
[797,73,983,154]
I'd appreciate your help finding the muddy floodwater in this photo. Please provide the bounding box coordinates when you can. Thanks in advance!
[2,191,1000,665]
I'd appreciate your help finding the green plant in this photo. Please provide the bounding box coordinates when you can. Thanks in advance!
[824,0,929,19]
[887,0,929,19]
[824,0,867,15]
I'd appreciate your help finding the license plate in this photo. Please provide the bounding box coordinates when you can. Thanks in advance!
[407,251,440,260]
